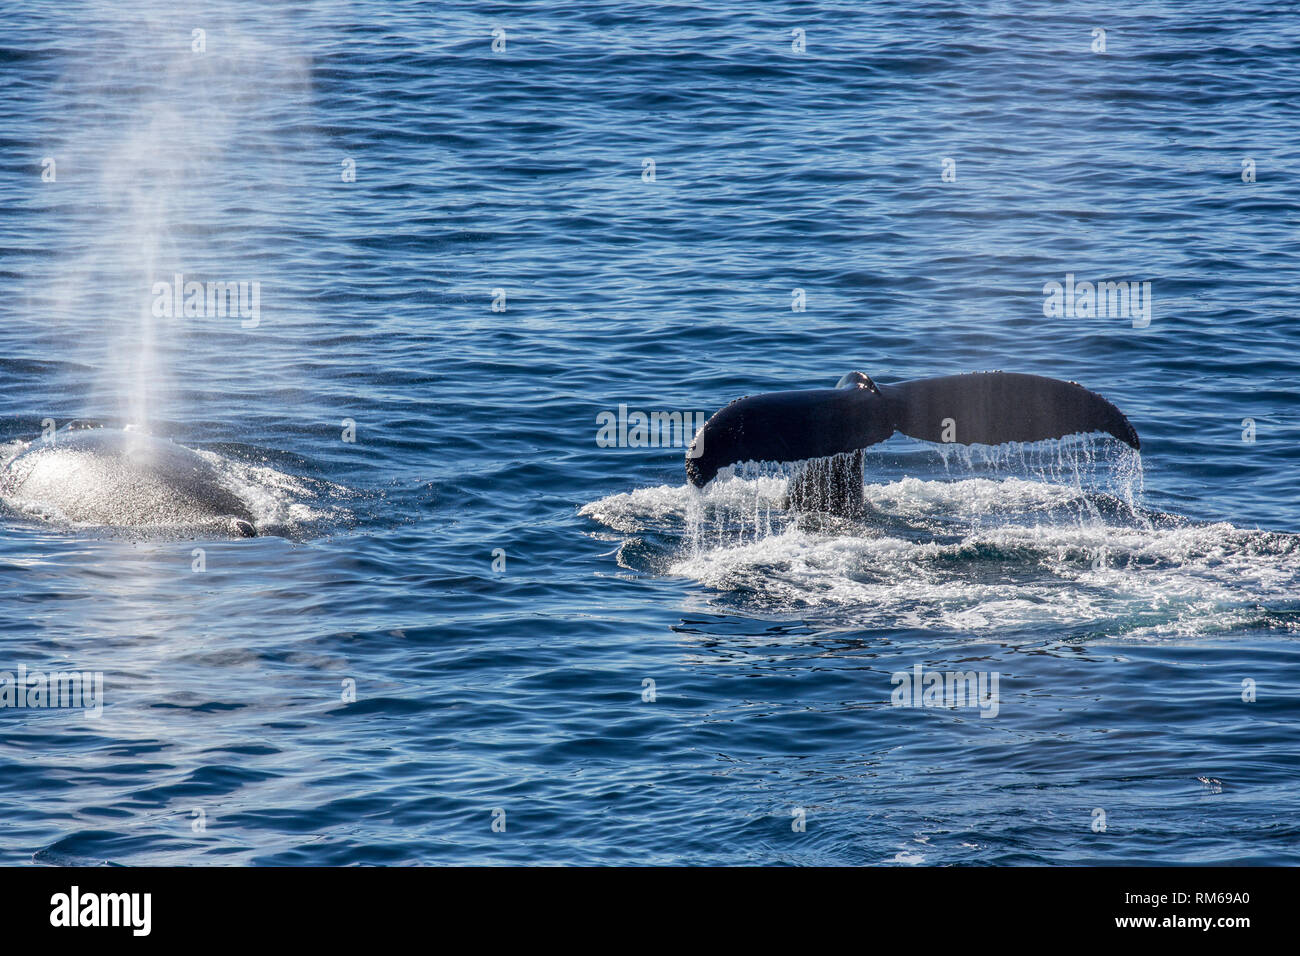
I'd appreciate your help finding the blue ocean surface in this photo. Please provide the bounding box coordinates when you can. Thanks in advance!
[0,0,1297,865]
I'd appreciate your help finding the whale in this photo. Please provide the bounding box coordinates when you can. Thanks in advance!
[0,428,257,537]
[685,371,1140,515]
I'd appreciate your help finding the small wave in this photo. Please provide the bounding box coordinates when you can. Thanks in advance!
[192,447,351,538]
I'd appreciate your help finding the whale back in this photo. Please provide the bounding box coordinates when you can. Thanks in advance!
[1,429,255,536]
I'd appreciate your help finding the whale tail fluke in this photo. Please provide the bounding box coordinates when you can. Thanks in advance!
[879,372,1140,451]
[684,383,894,488]
[685,370,1139,491]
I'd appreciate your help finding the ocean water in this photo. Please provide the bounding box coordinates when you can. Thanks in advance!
[1,0,1298,865]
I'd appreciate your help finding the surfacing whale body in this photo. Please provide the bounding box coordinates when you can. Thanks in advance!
[685,371,1140,515]
[0,428,256,537]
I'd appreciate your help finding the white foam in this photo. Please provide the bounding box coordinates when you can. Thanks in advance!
[194,448,346,532]
[581,458,1299,638]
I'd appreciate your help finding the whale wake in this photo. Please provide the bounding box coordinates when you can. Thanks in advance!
[581,443,1300,641]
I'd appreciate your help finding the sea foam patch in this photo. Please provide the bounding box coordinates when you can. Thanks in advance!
[582,460,1300,639]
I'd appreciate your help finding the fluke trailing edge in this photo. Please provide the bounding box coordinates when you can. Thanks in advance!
[685,371,1139,513]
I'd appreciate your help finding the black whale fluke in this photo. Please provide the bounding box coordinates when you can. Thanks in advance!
[685,370,1139,488]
